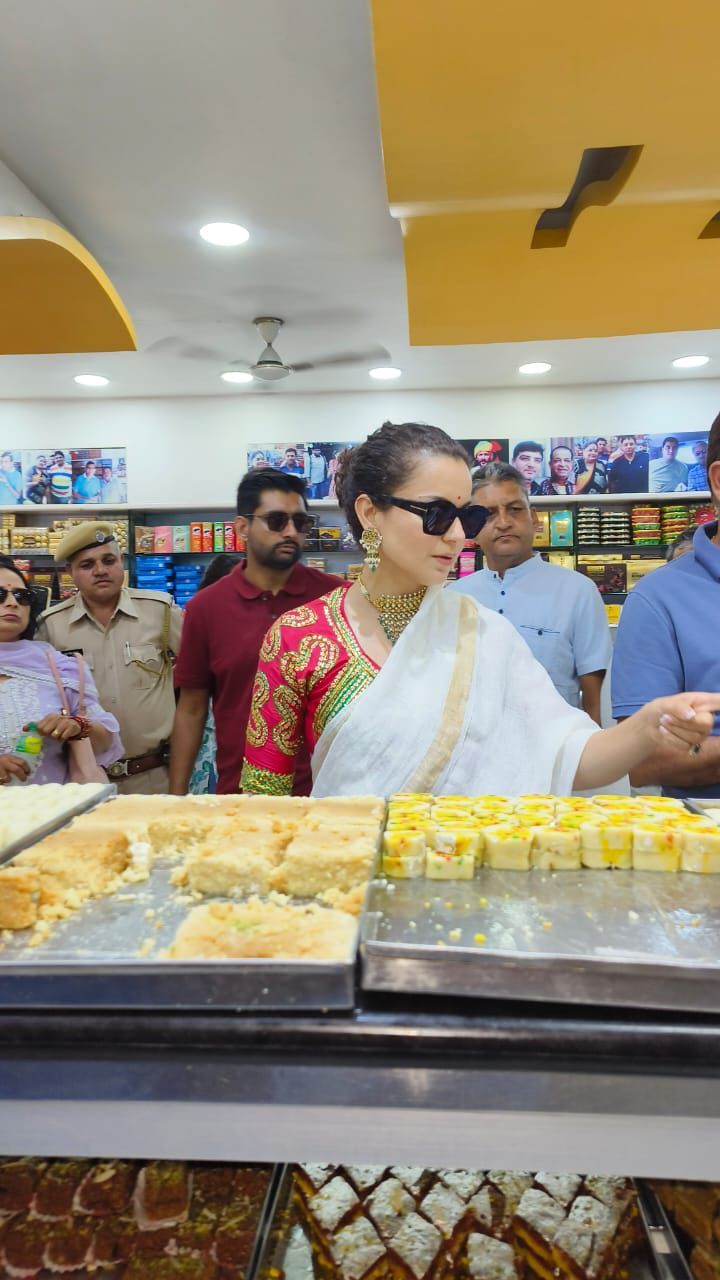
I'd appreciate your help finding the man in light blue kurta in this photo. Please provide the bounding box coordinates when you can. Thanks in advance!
[449,462,611,723]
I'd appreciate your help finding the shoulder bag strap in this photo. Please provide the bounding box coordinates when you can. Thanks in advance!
[45,649,72,716]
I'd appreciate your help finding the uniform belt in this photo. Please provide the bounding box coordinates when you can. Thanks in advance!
[108,749,168,779]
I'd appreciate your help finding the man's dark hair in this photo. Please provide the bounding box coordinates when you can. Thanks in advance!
[662,436,680,448]
[550,444,572,459]
[620,435,636,444]
[1,451,12,462]
[236,467,308,517]
[665,528,695,562]
[512,440,544,459]
[472,461,530,499]
[707,412,720,476]
[199,553,240,589]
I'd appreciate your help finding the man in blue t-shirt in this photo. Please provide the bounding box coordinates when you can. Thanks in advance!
[0,452,22,504]
[612,412,720,798]
[73,460,103,503]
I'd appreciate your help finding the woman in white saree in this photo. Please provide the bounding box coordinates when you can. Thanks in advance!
[240,423,719,797]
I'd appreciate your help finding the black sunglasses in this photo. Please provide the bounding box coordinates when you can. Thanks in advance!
[374,494,489,538]
[250,511,315,534]
[0,586,33,606]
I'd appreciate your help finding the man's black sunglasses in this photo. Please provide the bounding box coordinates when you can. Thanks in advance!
[250,511,315,534]
[0,586,33,606]
[374,494,489,538]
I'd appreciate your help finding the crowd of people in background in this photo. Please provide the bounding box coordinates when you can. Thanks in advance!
[1,411,718,801]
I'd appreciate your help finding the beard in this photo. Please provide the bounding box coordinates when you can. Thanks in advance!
[254,542,303,571]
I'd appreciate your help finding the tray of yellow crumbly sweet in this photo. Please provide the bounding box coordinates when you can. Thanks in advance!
[254,1162,654,1280]
[0,793,385,1010]
[360,793,720,1013]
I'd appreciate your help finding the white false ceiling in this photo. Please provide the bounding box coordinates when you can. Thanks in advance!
[0,0,717,398]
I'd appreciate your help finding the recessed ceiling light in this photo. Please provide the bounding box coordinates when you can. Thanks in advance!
[199,222,250,246]
[518,362,552,376]
[369,366,402,380]
[74,374,109,387]
[221,370,254,384]
[671,354,710,369]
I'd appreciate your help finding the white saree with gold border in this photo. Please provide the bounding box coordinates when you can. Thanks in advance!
[311,587,598,797]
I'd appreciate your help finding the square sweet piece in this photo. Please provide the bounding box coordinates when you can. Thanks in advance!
[419,1183,467,1237]
[488,1173,534,1227]
[582,1176,634,1214]
[426,850,475,880]
[34,1158,91,1218]
[469,1184,502,1235]
[76,1160,136,1215]
[389,1168,433,1199]
[535,1174,584,1208]
[366,1176,416,1241]
[213,1203,258,1271]
[513,1187,567,1248]
[139,1161,190,1223]
[3,1217,47,1273]
[308,796,386,824]
[275,838,376,897]
[185,830,286,897]
[309,1175,361,1238]
[0,866,40,929]
[467,1232,520,1280]
[295,1164,338,1199]
[91,1215,139,1266]
[552,1194,621,1280]
[123,1255,216,1278]
[191,1164,237,1212]
[330,1214,387,1280]
[0,1157,45,1211]
[389,1210,444,1280]
[344,1166,387,1196]
[46,1218,94,1270]
[439,1171,486,1201]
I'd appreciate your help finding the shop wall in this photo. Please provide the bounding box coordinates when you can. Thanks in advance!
[0,380,718,507]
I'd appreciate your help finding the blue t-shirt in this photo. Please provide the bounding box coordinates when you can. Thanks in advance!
[0,466,22,503]
[449,555,611,707]
[74,473,103,501]
[612,522,720,798]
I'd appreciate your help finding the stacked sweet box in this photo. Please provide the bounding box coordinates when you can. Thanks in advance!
[0,1155,273,1277]
[651,1182,720,1280]
[277,1165,642,1280]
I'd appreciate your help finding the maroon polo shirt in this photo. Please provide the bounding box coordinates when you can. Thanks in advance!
[175,562,340,794]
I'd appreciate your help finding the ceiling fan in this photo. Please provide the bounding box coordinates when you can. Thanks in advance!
[148,317,390,382]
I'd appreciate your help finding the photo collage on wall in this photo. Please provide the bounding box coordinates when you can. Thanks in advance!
[247,442,359,500]
[0,447,128,505]
[250,432,710,501]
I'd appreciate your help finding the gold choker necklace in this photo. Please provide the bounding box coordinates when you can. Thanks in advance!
[358,580,427,645]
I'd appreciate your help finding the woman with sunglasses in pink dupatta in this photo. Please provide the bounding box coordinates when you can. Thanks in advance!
[0,557,122,785]
[241,424,720,799]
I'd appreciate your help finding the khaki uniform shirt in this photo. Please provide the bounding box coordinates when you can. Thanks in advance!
[36,588,183,759]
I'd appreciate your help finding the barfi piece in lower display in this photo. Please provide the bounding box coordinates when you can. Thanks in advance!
[389,1169,434,1200]
[344,1167,388,1196]
[76,1159,136,1214]
[388,1210,445,1279]
[34,1158,91,1217]
[582,1176,635,1215]
[3,1217,47,1275]
[438,1171,486,1201]
[91,1215,139,1267]
[213,1205,258,1273]
[295,1164,338,1202]
[0,1158,46,1212]
[418,1183,468,1243]
[329,1214,388,1280]
[0,866,40,929]
[308,1176,361,1242]
[580,821,632,869]
[550,1194,620,1280]
[45,1218,94,1271]
[123,1255,217,1279]
[512,1187,567,1271]
[138,1160,190,1223]
[184,829,285,896]
[466,1233,521,1280]
[534,1174,584,1208]
[366,1177,416,1241]
[487,1173,534,1233]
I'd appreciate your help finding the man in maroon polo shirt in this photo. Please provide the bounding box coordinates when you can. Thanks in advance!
[170,469,339,794]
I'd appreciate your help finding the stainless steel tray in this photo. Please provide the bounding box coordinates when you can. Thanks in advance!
[361,866,720,1012]
[0,782,117,867]
[254,1167,659,1280]
[636,1181,694,1280]
[0,861,358,1010]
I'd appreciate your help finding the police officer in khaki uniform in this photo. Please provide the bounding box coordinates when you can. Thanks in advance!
[36,522,183,794]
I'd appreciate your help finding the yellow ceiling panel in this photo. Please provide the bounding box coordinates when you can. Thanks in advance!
[0,217,136,355]
[371,0,720,343]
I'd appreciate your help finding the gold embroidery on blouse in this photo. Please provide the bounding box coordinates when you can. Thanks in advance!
[313,658,376,741]
[259,620,282,664]
[240,759,293,795]
[246,671,270,749]
[272,684,304,757]
[274,603,319,629]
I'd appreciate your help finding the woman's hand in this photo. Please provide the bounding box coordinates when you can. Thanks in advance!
[641,693,720,755]
[0,753,31,784]
[33,714,82,742]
